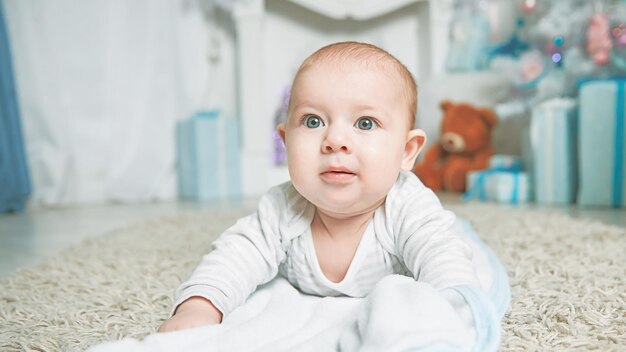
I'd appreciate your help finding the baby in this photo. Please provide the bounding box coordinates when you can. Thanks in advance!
[159,41,481,333]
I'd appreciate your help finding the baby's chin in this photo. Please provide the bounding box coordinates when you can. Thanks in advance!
[310,196,386,219]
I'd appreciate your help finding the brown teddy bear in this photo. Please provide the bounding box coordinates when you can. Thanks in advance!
[413,101,498,192]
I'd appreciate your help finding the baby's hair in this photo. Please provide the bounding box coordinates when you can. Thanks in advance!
[292,41,417,129]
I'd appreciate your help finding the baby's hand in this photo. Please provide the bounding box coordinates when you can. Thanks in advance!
[158,296,223,333]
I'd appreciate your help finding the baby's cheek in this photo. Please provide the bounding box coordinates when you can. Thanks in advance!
[364,143,404,173]
[365,140,403,163]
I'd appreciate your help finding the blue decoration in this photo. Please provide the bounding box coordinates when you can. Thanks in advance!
[487,35,530,59]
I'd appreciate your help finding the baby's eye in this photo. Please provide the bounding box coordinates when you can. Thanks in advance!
[303,115,324,129]
[354,117,378,130]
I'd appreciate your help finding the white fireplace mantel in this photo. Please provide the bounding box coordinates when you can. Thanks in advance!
[277,0,425,20]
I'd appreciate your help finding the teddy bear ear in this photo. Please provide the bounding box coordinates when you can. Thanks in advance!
[479,108,498,126]
[439,100,454,112]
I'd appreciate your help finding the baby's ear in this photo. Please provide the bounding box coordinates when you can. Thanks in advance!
[401,129,427,171]
[277,123,286,143]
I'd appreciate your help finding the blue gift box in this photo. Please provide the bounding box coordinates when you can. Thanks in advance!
[578,79,626,207]
[465,169,531,204]
[176,110,241,201]
[530,98,578,205]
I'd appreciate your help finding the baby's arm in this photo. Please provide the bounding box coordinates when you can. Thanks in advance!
[158,297,222,332]
[159,187,287,332]
[394,187,479,289]
[391,182,484,341]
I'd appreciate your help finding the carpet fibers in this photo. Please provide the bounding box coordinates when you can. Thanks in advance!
[1,204,624,351]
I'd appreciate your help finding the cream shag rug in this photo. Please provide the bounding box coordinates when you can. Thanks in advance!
[1,203,624,351]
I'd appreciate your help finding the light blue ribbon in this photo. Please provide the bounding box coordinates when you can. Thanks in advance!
[613,80,625,207]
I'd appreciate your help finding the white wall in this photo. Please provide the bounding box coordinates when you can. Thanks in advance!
[5,0,442,204]
[4,0,238,205]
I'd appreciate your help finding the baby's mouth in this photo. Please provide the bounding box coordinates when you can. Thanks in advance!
[322,166,355,175]
[320,167,356,183]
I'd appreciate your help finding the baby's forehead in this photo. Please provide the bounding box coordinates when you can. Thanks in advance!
[296,56,404,86]
[310,53,398,72]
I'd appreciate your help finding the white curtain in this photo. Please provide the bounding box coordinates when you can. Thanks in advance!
[3,0,236,205]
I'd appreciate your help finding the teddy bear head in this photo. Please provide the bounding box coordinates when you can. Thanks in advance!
[438,101,498,154]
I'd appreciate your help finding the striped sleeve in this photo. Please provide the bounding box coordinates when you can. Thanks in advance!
[388,172,480,290]
[172,185,288,317]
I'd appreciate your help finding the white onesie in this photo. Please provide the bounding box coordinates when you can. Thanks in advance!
[174,171,481,319]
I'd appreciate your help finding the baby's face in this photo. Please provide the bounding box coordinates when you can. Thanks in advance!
[279,61,419,217]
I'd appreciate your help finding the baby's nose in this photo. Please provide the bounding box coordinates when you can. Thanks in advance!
[322,127,352,153]
[324,143,350,153]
